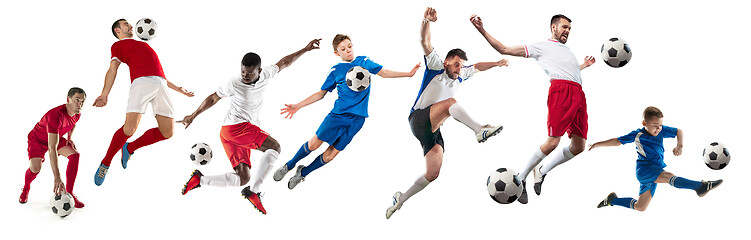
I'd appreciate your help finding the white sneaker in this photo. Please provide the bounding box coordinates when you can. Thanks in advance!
[476,125,503,143]
[287,165,306,190]
[533,165,546,195]
[386,191,403,219]
[273,164,291,182]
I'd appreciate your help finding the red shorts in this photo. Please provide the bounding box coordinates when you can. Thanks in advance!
[547,80,588,139]
[27,134,68,161]
[219,122,269,169]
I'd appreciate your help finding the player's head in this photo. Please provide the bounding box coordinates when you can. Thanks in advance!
[240,52,263,85]
[550,14,572,44]
[444,48,468,80]
[66,87,86,115]
[111,19,133,40]
[333,34,354,62]
[642,106,664,136]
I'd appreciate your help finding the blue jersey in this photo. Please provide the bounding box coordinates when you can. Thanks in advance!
[320,56,383,117]
[617,125,678,168]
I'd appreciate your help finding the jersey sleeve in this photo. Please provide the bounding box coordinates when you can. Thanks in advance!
[215,79,234,98]
[110,42,122,62]
[524,42,543,59]
[262,64,280,81]
[320,67,338,92]
[660,125,678,139]
[424,49,444,71]
[362,57,383,75]
[617,129,641,145]
[45,112,61,135]
[459,65,477,82]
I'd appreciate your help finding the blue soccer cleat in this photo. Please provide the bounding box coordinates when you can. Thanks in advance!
[94,163,109,186]
[121,142,133,169]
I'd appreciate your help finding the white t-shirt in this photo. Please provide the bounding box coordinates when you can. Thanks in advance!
[525,39,582,85]
[216,64,279,126]
[411,49,477,112]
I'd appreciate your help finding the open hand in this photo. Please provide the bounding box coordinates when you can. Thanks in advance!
[281,104,300,119]
[582,56,596,68]
[177,87,195,97]
[407,63,421,76]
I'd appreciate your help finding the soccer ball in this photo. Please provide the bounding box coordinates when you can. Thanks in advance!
[486,168,523,204]
[702,142,730,170]
[346,66,371,92]
[50,193,74,218]
[190,143,212,165]
[135,18,157,41]
[600,38,632,68]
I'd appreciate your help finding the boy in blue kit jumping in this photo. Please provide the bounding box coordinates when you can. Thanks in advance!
[274,34,420,189]
[589,106,722,211]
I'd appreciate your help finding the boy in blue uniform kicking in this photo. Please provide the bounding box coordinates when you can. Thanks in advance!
[589,106,722,211]
[274,34,420,189]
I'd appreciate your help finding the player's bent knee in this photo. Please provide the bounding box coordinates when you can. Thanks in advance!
[425,170,440,182]
[634,203,648,212]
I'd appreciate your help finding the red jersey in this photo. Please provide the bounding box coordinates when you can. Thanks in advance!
[110,38,167,82]
[28,104,80,143]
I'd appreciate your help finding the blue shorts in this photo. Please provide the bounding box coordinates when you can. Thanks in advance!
[636,162,665,196]
[315,112,366,151]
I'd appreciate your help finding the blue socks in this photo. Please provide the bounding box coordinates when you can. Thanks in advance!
[301,154,327,177]
[669,176,702,190]
[285,142,312,170]
[611,197,636,209]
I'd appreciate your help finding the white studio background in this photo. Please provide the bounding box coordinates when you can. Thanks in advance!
[1,0,747,239]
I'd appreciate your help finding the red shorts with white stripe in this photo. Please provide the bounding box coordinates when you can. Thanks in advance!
[547,80,588,139]
[219,122,269,168]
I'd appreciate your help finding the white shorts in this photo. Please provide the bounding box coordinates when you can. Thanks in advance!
[126,76,174,118]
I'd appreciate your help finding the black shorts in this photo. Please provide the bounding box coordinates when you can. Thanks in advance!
[409,106,444,156]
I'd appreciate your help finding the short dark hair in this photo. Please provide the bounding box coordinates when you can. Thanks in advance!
[241,52,262,67]
[643,106,663,121]
[68,87,86,98]
[446,48,468,61]
[551,14,572,26]
[332,34,351,51]
[111,19,126,39]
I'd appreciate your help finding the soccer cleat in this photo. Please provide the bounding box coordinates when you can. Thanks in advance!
[533,165,546,196]
[597,192,618,208]
[19,187,29,204]
[94,163,109,186]
[518,180,528,204]
[386,191,403,219]
[241,186,267,215]
[287,165,306,190]
[121,142,133,169]
[70,193,85,208]
[273,163,292,182]
[181,169,203,195]
[476,125,503,143]
[696,179,723,197]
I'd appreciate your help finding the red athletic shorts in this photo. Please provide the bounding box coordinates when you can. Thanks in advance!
[547,80,588,139]
[219,122,269,168]
[27,134,68,161]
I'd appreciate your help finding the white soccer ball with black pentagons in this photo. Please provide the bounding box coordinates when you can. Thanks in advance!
[487,168,523,204]
[601,37,632,68]
[135,18,157,41]
[703,142,730,170]
[346,66,371,92]
[49,193,74,218]
[190,143,212,166]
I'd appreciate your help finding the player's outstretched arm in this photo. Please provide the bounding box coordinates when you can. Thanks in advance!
[580,56,596,70]
[474,59,509,72]
[588,138,622,151]
[94,59,121,107]
[178,93,221,129]
[165,79,195,97]
[281,90,327,119]
[469,15,526,57]
[673,128,683,156]
[420,7,437,56]
[377,63,421,78]
[276,38,322,72]
[47,133,65,195]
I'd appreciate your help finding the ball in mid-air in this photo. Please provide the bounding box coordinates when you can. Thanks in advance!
[190,143,213,166]
[135,18,157,41]
[703,142,730,170]
[601,37,631,68]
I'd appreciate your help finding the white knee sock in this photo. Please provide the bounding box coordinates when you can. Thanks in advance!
[399,176,431,204]
[250,149,279,193]
[201,172,241,187]
[448,104,482,133]
[519,148,547,181]
[540,146,575,175]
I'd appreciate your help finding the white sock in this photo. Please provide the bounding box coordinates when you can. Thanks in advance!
[200,172,241,187]
[448,104,482,133]
[399,176,431,204]
[519,148,547,181]
[540,146,576,175]
[250,149,279,193]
